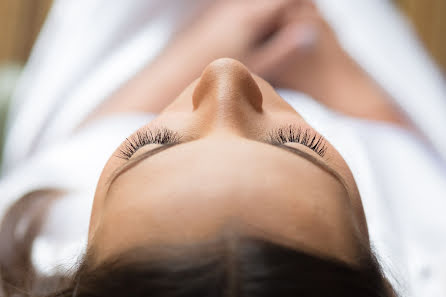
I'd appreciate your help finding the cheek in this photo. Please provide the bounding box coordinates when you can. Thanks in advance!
[162,79,200,112]
[262,112,311,135]
[147,113,196,137]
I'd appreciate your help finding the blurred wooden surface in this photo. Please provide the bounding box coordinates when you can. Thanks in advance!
[0,0,445,73]
[396,0,446,73]
[0,0,53,64]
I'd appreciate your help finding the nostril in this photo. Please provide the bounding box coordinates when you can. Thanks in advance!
[192,58,263,112]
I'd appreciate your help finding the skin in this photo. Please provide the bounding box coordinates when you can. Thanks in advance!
[86,0,409,129]
[81,0,410,273]
[88,58,370,266]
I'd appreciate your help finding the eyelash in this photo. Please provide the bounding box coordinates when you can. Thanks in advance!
[268,125,328,157]
[117,127,181,160]
[117,125,328,160]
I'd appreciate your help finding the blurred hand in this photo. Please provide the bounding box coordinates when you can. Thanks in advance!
[96,0,410,128]
[101,0,323,114]
[157,0,307,80]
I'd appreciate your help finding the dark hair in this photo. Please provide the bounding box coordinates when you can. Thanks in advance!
[0,192,397,297]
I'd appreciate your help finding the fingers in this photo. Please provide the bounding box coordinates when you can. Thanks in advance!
[246,0,317,47]
[246,20,319,81]
[247,0,326,80]
[245,0,298,31]
[279,0,319,27]
[247,0,313,25]
[250,0,297,14]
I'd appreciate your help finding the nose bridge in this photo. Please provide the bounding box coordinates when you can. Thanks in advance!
[192,59,263,130]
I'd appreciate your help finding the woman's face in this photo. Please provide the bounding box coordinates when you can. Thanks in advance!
[88,58,369,265]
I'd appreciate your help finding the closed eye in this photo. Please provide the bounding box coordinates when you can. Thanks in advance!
[106,137,347,200]
[117,125,328,160]
[116,127,181,160]
[267,125,328,157]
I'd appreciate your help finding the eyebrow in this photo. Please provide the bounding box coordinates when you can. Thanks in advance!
[106,141,350,195]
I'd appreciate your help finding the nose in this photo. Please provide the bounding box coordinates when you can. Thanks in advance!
[192,58,263,117]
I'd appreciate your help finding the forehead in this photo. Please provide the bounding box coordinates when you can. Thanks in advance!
[94,138,356,262]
